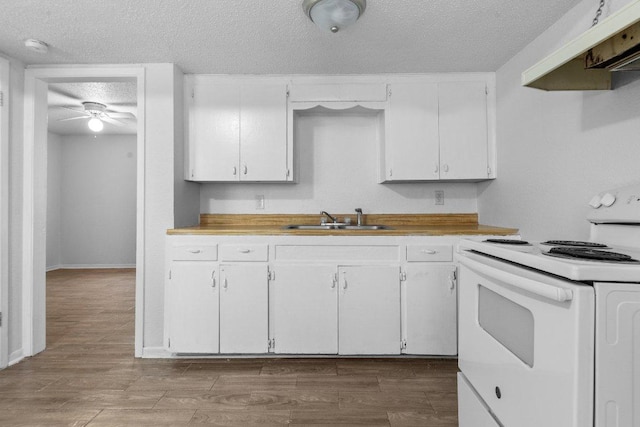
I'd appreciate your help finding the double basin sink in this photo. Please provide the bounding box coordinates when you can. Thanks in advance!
[283,224,393,231]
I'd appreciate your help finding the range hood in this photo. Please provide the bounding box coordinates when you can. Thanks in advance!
[522,0,640,90]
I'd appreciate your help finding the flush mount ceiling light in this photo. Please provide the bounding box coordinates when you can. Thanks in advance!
[84,102,106,132]
[24,38,49,54]
[302,0,366,33]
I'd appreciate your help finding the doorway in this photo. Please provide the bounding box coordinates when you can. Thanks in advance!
[23,67,145,357]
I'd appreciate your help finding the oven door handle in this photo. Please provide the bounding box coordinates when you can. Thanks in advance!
[458,255,574,302]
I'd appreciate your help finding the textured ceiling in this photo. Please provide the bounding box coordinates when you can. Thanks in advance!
[0,0,585,74]
[2,0,586,135]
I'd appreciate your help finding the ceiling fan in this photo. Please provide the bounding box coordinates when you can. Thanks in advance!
[56,101,136,132]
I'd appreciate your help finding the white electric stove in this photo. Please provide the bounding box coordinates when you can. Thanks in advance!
[456,183,640,427]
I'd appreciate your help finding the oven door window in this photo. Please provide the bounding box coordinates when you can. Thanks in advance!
[478,285,534,367]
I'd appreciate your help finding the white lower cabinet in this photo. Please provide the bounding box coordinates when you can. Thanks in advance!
[219,264,269,353]
[167,260,219,353]
[271,264,338,354]
[166,236,460,356]
[403,264,457,355]
[271,264,401,355]
[338,265,401,355]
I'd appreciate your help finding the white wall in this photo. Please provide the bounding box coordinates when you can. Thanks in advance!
[201,112,478,215]
[46,132,61,270]
[478,0,640,241]
[173,65,200,228]
[54,134,137,268]
[7,55,24,362]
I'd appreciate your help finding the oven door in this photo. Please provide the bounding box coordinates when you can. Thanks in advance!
[457,251,594,427]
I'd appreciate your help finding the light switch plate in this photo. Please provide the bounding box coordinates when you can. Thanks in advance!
[435,190,445,205]
[256,195,265,210]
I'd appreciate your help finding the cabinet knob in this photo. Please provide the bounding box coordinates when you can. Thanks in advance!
[420,249,437,255]
[224,278,228,289]
[211,270,216,288]
[243,164,248,175]
[434,164,439,174]
[232,166,237,176]
[443,164,449,173]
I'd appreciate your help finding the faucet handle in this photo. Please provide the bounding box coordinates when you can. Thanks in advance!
[355,208,362,213]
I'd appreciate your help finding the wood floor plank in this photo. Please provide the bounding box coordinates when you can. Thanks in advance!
[296,375,381,391]
[0,408,101,427]
[126,374,217,391]
[249,390,339,410]
[339,391,433,412]
[190,409,291,425]
[86,409,196,426]
[388,410,459,427]
[289,409,391,426]
[61,390,166,409]
[211,374,298,391]
[154,390,253,410]
[378,377,458,393]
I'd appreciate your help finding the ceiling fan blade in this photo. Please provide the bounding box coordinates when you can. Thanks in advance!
[57,116,89,122]
[106,112,136,120]
[51,105,87,113]
[101,115,126,127]
[48,86,83,106]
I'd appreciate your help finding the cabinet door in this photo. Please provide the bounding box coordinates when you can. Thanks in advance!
[167,261,219,353]
[384,83,439,181]
[338,265,401,355]
[403,264,457,355]
[219,264,269,353]
[189,79,240,181]
[272,265,338,354]
[240,83,289,181]
[438,81,488,180]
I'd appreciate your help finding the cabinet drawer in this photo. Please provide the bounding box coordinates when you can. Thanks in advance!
[172,245,218,261]
[220,244,268,261]
[406,245,452,262]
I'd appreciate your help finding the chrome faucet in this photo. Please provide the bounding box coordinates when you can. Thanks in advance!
[320,211,338,224]
[355,208,363,226]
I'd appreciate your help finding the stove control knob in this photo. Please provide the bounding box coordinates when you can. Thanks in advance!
[601,193,616,207]
[589,195,602,208]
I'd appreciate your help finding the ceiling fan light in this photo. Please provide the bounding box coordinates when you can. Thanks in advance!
[303,0,366,33]
[88,117,104,132]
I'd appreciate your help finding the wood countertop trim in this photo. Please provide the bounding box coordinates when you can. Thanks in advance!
[168,214,518,236]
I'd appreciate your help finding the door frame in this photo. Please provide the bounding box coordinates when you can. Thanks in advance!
[22,66,146,357]
[0,56,10,368]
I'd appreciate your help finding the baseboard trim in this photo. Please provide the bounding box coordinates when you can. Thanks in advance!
[49,264,136,270]
[46,264,62,272]
[141,347,173,358]
[8,349,24,366]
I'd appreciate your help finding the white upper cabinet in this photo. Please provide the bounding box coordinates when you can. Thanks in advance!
[381,79,493,182]
[384,83,439,181]
[438,81,489,180]
[186,76,291,182]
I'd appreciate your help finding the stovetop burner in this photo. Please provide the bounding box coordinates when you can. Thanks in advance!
[484,239,531,245]
[544,247,640,263]
[541,240,608,248]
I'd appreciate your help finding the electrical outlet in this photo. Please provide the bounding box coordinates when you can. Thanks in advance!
[435,190,445,205]
[256,195,265,210]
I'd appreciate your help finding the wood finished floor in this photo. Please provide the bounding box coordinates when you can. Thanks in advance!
[0,268,459,426]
